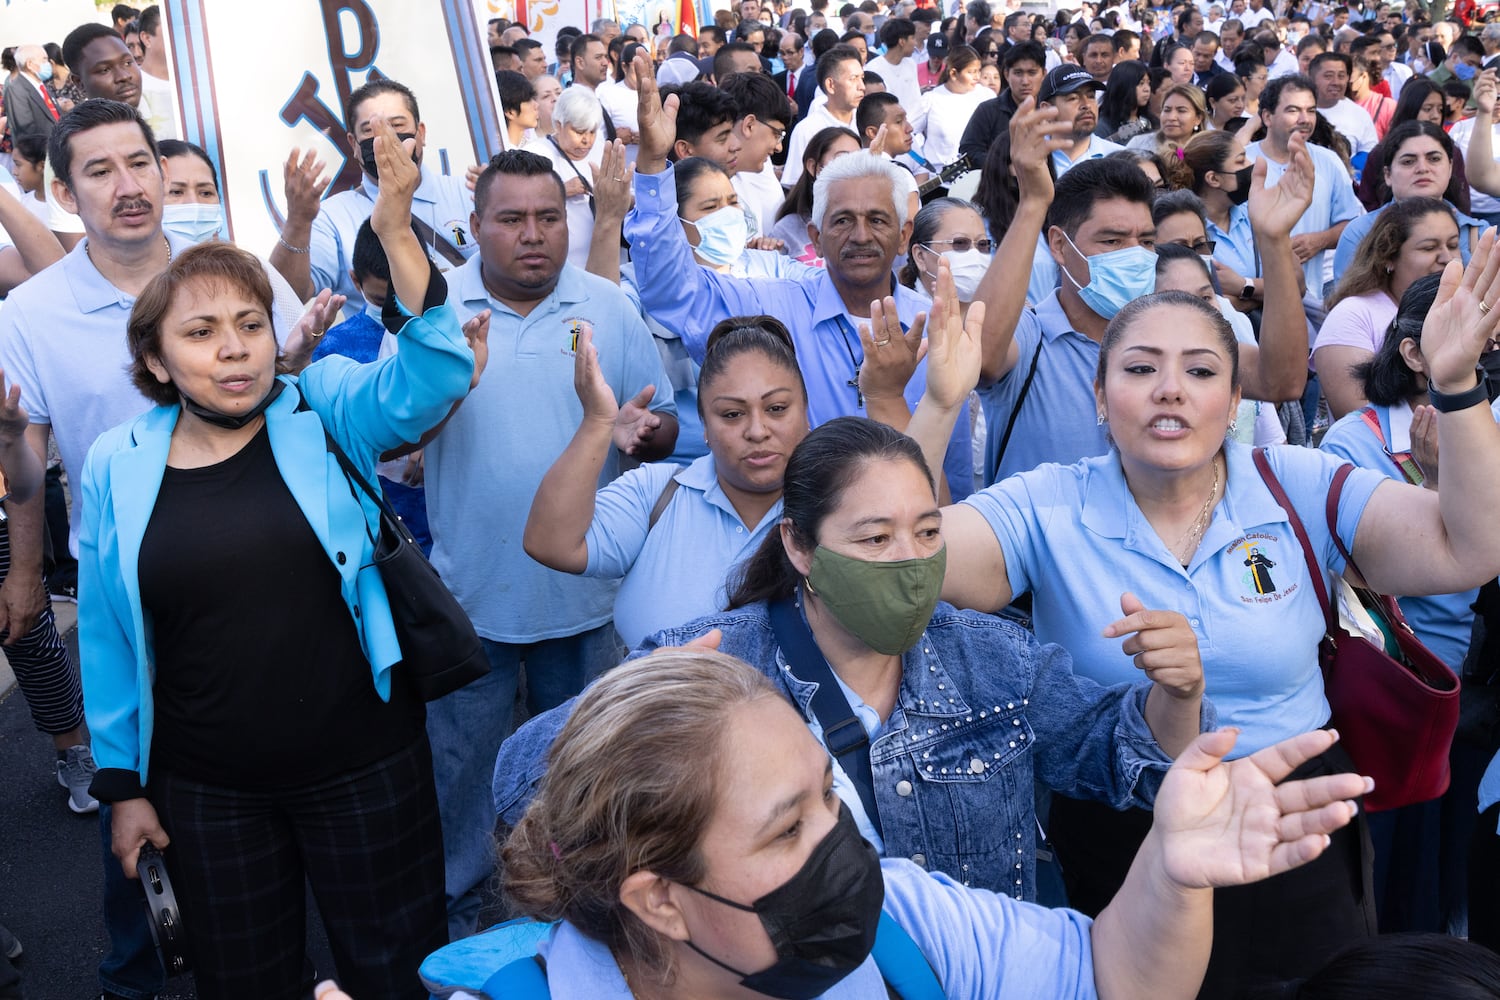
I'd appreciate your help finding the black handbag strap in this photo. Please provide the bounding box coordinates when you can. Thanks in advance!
[994,331,1045,473]
[768,596,883,837]
[293,385,411,548]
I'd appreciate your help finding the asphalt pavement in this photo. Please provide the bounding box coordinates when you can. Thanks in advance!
[0,605,336,1000]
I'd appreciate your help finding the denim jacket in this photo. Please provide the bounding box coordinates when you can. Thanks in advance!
[492,601,1214,899]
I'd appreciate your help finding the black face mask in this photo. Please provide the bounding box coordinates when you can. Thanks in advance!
[179,378,285,430]
[683,802,884,1000]
[358,133,418,180]
[1226,164,1255,206]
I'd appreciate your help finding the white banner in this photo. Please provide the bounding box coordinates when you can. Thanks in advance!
[0,0,104,51]
[164,0,504,261]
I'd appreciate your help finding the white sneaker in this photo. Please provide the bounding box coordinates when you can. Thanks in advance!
[56,744,99,814]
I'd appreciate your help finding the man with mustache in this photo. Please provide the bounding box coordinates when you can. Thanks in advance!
[0,99,315,1000]
[1036,65,1121,175]
[621,51,974,497]
[1245,72,1364,308]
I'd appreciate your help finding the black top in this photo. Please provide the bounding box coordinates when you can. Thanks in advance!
[958,89,1020,164]
[139,425,422,790]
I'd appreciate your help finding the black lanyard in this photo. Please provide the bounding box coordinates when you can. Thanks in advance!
[833,312,911,410]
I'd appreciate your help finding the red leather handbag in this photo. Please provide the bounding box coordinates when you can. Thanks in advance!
[1254,449,1459,812]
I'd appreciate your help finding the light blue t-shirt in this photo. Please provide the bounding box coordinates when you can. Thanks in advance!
[979,290,1108,485]
[424,256,675,643]
[1052,135,1126,175]
[453,858,1100,1000]
[308,166,478,311]
[1319,401,1493,669]
[1245,140,1364,295]
[581,454,781,646]
[964,442,1387,756]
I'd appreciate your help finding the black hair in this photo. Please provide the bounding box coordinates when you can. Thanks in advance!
[662,82,740,149]
[1045,156,1157,237]
[515,37,543,57]
[1248,933,1500,1000]
[810,28,841,59]
[700,25,728,45]
[1393,77,1444,126]
[345,78,420,131]
[839,29,868,46]
[1112,29,1140,53]
[880,18,916,48]
[696,315,806,419]
[1450,33,1485,60]
[974,127,1054,236]
[1100,60,1154,130]
[856,91,900,140]
[815,43,862,93]
[713,41,760,80]
[491,44,518,64]
[726,417,932,607]
[49,99,157,190]
[1377,120,1462,205]
[1309,49,1352,80]
[1259,72,1315,118]
[1355,272,1442,407]
[672,155,731,207]
[774,125,860,222]
[1153,239,1210,281]
[1002,39,1047,71]
[138,4,160,35]
[61,22,122,75]
[495,69,535,116]
[1152,187,1208,230]
[12,134,47,168]
[351,219,392,283]
[720,69,792,125]
[474,148,565,215]
[1099,290,1241,389]
[1204,70,1245,111]
[570,32,604,68]
[112,3,139,22]
[157,138,219,193]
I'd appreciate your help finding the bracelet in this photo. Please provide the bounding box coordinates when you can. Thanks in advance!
[277,235,309,255]
[1427,366,1489,413]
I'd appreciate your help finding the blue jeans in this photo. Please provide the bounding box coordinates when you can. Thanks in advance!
[98,805,165,999]
[425,623,620,940]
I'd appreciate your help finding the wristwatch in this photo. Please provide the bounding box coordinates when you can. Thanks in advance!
[1239,280,1256,301]
[1428,366,1490,413]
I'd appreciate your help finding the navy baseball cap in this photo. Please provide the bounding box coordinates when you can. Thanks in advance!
[1037,64,1106,103]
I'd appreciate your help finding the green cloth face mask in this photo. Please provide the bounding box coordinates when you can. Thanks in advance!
[805,545,947,655]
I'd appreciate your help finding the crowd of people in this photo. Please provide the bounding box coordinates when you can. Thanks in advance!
[7,0,1500,996]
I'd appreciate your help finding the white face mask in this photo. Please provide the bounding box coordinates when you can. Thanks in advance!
[922,247,991,302]
[161,202,224,244]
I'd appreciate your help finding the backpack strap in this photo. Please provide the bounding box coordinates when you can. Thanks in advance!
[993,331,1045,476]
[872,911,945,1000]
[480,954,549,998]
[1356,406,1425,486]
[648,476,681,531]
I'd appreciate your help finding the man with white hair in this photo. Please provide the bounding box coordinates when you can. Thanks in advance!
[621,50,973,495]
[591,17,621,45]
[526,86,606,268]
[2,45,60,144]
[1483,22,1500,71]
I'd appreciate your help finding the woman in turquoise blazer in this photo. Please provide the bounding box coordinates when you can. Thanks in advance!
[77,124,477,1000]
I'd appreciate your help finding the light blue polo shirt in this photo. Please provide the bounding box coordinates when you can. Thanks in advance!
[1332,199,1488,279]
[1051,135,1125,176]
[1207,202,1260,280]
[0,234,304,552]
[964,441,1387,757]
[979,290,1107,485]
[309,165,478,310]
[423,256,675,643]
[1245,140,1364,294]
[623,163,973,500]
[1319,401,1494,669]
[581,454,781,646]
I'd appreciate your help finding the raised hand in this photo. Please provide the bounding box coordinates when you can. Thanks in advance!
[282,148,331,226]
[857,295,925,405]
[369,116,421,236]
[0,368,30,445]
[571,322,619,426]
[589,139,635,220]
[1410,403,1440,489]
[1102,591,1204,700]
[1153,729,1369,890]
[1421,229,1500,392]
[463,309,490,390]
[1476,69,1498,117]
[633,49,679,171]
[1008,98,1072,203]
[921,257,984,411]
[281,288,349,372]
[1249,131,1315,238]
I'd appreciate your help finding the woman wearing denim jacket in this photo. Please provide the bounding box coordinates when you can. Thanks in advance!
[493,277,1210,900]
[78,122,478,1000]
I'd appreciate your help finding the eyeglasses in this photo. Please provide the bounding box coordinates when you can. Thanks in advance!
[1169,238,1217,255]
[923,237,997,253]
[761,121,788,142]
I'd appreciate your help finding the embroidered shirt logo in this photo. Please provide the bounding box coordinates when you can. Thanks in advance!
[1231,533,1298,604]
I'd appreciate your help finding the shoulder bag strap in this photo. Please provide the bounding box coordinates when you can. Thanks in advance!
[294,384,409,546]
[1357,407,1424,486]
[647,476,681,531]
[1252,447,1334,637]
[993,331,1046,474]
[409,216,468,268]
[768,596,883,837]
[872,911,945,1000]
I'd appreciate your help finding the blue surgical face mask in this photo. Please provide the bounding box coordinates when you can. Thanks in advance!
[161,202,225,245]
[681,204,749,267]
[36,62,53,82]
[1455,61,1478,81]
[1058,230,1157,320]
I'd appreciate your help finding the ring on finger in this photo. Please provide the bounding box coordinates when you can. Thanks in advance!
[1483,300,1493,317]
[873,338,892,347]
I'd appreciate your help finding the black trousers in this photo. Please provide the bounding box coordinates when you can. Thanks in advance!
[149,737,447,1000]
[1471,800,1500,953]
[1048,743,1376,999]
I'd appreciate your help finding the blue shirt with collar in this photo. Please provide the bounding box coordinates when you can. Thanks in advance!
[447,859,1099,1000]
[1319,401,1491,669]
[423,255,675,643]
[964,441,1388,757]
[1245,139,1364,294]
[309,165,479,310]
[624,163,973,499]
[494,600,1197,898]
[1332,199,1489,279]
[979,290,1108,485]
[1207,202,1260,280]
[581,454,783,647]
[1052,135,1125,175]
